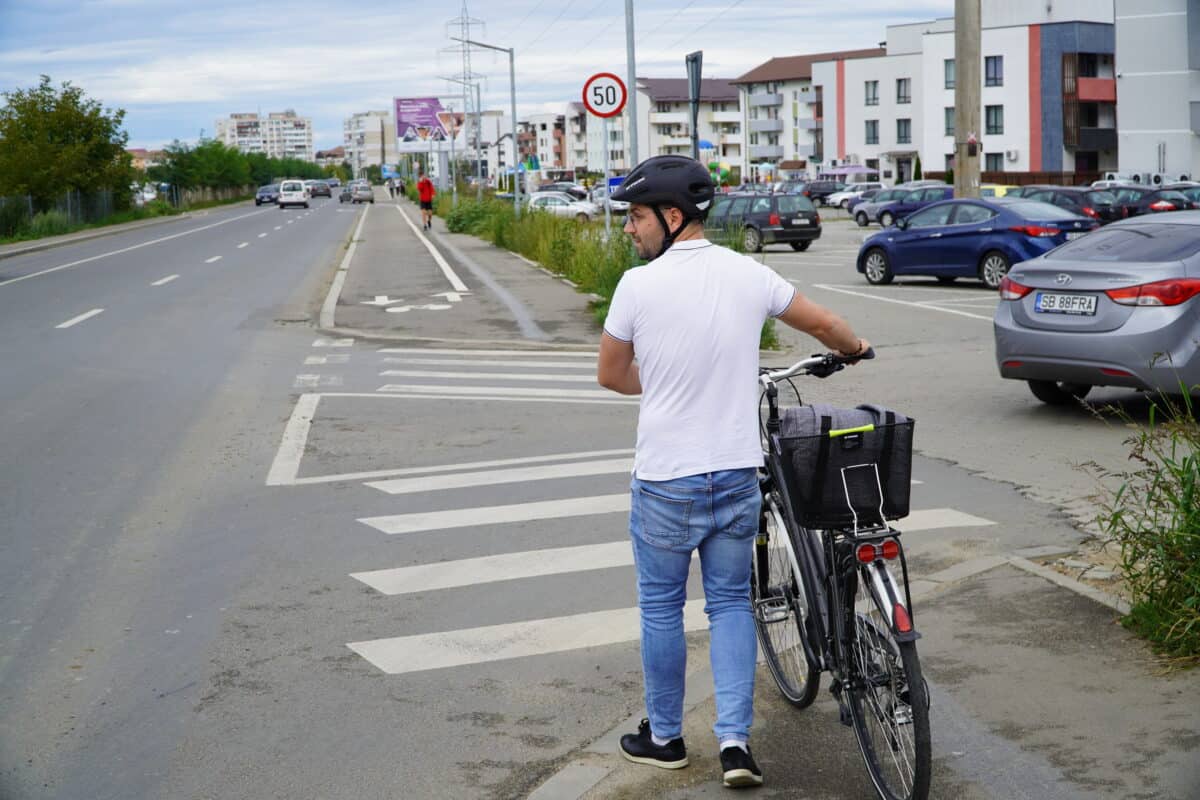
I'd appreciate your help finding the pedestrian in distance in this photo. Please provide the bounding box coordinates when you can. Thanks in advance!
[417,169,435,231]
[597,154,871,789]
[387,178,396,199]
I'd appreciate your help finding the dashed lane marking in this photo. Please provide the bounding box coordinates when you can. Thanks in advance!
[55,308,104,329]
[150,274,179,286]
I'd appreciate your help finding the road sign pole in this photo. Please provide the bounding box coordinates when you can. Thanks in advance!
[603,116,611,236]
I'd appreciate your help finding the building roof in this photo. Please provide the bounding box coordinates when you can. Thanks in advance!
[315,146,345,158]
[636,78,738,103]
[730,48,886,85]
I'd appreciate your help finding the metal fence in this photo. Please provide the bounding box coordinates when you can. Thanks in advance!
[0,189,115,235]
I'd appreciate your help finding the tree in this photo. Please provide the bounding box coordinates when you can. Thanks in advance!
[0,76,133,210]
[912,153,923,180]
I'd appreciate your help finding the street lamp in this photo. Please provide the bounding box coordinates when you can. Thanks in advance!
[452,36,520,217]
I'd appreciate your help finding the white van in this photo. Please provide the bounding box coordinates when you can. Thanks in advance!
[277,179,309,209]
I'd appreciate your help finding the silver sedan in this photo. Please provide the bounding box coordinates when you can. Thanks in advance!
[527,191,599,222]
[994,212,1200,403]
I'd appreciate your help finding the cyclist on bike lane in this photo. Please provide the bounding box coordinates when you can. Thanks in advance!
[597,155,871,788]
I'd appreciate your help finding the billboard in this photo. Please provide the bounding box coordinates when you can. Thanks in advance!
[395,97,447,142]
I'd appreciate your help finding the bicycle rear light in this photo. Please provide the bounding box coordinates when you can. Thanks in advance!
[856,539,900,563]
[880,539,900,560]
[856,543,877,564]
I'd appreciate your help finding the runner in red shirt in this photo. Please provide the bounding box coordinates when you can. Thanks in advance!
[417,169,435,231]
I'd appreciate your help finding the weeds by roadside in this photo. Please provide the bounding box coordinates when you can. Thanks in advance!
[0,198,184,244]
[1086,386,1200,668]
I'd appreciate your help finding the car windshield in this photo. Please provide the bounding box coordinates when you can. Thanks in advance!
[1045,223,1200,262]
[777,195,816,213]
[281,182,302,191]
[1083,191,1117,205]
[1006,200,1081,219]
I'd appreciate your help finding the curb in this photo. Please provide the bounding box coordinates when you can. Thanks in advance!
[528,545,1131,799]
[0,210,200,261]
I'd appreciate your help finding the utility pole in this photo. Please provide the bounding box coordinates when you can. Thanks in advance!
[954,0,981,198]
[455,36,520,216]
[624,0,639,166]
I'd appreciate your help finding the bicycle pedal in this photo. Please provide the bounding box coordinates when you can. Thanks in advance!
[756,599,790,624]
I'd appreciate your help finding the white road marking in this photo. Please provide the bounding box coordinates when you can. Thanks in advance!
[286,220,295,225]
[56,308,104,329]
[150,274,179,286]
[377,348,595,358]
[359,493,631,535]
[348,601,708,674]
[0,208,268,289]
[378,369,596,383]
[365,457,633,495]
[382,357,596,369]
[265,394,321,486]
[293,374,343,389]
[237,242,249,249]
[204,256,222,263]
[393,205,469,292]
[312,337,354,347]
[351,541,641,595]
[258,233,268,238]
[320,205,370,328]
[377,383,621,399]
[305,354,351,365]
[370,391,636,406]
[274,225,282,230]
[812,283,993,321]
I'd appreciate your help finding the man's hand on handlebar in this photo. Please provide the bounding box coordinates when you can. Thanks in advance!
[833,337,873,364]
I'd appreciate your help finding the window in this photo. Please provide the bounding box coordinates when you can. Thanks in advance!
[985,56,1003,87]
[865,80,879,106]
[896,118,911,144]
[750,196,772,214]
[944,153,955,171]
[953,204,995,224]
[944,107,955,136]
[944,59,955,89]
[906,204,955,228]
[985,105,1004,135]
[985,152,1003,171]
[865,120,879,144]
[896,78,911,104]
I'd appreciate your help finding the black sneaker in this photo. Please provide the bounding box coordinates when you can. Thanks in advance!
[720,745,763,788]
[618,718,688,769]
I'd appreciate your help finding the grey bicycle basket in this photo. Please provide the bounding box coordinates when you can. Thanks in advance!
[773,403,914,529]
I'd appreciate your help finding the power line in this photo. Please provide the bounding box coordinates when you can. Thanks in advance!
[636,0,700,49]
[522,0,578,51]
[658,0,747,54]
[495,0,549,42]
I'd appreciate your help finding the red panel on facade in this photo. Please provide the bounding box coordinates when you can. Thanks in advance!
[1076,77,1116,102]
[1028,25,1042,172]
[836,59,846,159]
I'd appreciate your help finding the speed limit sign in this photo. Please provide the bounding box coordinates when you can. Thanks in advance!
[582,72,627,118]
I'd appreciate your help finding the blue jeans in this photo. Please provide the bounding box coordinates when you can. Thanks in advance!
[629,468,761,744]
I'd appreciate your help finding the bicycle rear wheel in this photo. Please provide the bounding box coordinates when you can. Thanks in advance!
[846,568,931,800]
[751,491,820,708]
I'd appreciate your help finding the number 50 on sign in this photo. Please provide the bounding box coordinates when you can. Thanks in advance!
[582,73,627,118]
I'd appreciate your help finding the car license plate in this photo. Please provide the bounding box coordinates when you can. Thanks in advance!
[1065,231,1087,240]
[1035,292,1097,315]
[792,218,810,225]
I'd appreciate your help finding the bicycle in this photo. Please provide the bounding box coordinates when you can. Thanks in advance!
[750,350,931,800]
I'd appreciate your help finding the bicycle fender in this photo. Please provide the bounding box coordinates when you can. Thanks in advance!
[862,561,921,643]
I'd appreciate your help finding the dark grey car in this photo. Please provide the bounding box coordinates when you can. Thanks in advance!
[994,212,1200,403]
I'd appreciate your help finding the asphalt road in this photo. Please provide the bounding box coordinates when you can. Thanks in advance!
[1,199,1193,800]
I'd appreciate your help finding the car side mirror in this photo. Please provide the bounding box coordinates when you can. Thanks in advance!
[895,218,908,230]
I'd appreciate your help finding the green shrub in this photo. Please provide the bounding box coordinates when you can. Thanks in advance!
[27,210,72,237]
[0,201,29,238]
[1091,388,1200,667]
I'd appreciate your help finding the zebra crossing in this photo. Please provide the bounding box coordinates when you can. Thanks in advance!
[272,341,997,678]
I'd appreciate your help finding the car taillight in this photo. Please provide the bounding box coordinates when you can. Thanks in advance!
[1009,224,1060,237]
[1082,206,1100,219]
[814,213,821,224]
[768,212,780,225]
[999,275,1033,300]
[1149,200,1176,212]
[1105,278,1200,307]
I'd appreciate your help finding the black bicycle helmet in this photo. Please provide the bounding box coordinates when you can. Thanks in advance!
[611,155,715,257]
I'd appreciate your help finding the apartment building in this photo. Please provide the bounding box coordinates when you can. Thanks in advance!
[586,113,629,173]
[813,0,1114,184]
[126,148,165,171]
[315,147,346,168]
[633,78,742,165]
[343,111,399,176]
[524,113,566,170]
[1115,0,1200,180]
[565,103,589,173]
[215,110,314,161]
[733,49,883,180]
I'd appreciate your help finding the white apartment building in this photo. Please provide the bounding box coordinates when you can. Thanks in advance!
[523,113,565,171]
[565,103,589,173]
[586,113,629,174]
[1114,0,1200,181]
[634,78,742,166]
[733,49,882,181]
[215,110,314,161]
[343,111,399,176]
[814,0,1114,184]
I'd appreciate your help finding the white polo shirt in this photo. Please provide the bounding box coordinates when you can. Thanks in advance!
[603,239,796,481]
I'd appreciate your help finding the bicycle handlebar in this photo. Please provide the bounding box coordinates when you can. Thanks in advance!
[759,347,876,387]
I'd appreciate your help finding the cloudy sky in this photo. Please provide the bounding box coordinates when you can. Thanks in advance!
[0,0,955,151]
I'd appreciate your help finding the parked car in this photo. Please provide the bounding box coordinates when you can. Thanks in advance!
[1091,178,1138,191]
[1112,186,1196,216]
[1165,182,1200,207]
[704,191,822,252]
[979,184,1017,198]
[797,179,847,205]
[326,178,341,188]
[994,211,1200,403]
[845,188,881,213]
[535,182,588,200]
[1022,186,1123,224]
[826,182,885,209]
[351,183,375,204]
[856,198,1098,289]
[338,184,354,203]
[255,184,280,206]
[528,191,598,221]
[874,185,955,227]
[305,179,331,198]
[854,187,913,226]
[588,185,628,213]
[277,179,309,209]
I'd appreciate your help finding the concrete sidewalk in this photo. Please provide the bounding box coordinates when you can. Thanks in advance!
[324,191,599,348]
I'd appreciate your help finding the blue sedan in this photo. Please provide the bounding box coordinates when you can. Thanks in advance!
[856,198,1100,289]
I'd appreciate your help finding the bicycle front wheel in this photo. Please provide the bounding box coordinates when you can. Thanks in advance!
[751,491,820,708]
[847,569,931,800]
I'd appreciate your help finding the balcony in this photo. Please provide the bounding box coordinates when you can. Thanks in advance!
[709,110,741,123]
[649,111,689,124]
[721,133,743,145]
[748,93,783,107]
[749,118,783,133]
[662,134,693,147]
[795,118,820,130]
[1076,77,1116,103]
[749,144,784,159]
[1076,127,1117,151]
